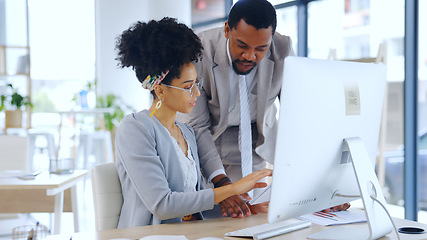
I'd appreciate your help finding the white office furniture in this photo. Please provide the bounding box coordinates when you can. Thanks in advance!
[53,108,113,159]
[0,170,87,234]
[91,162,123,231]
[77,130,114,169]
[48,210,427,240]
[27,128,57,163]
[0,135,30,171]
[2,127,57,171]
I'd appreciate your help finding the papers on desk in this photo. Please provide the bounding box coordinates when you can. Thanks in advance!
[0,170,31,178]
[139,235,188,240]
[0,170,43,180]
[298,211,367,226]
[249,184,271,205]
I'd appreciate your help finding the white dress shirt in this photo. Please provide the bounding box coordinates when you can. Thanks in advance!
[167,127,197,192]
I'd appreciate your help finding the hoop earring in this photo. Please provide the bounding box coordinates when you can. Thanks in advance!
[150,99,163,118]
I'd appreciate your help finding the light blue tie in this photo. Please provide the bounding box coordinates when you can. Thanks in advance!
[238,75,253,180]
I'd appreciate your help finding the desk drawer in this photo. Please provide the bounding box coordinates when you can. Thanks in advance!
[0,188,72,213]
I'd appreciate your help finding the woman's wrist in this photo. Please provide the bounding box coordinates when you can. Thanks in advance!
[213,176,232,188]
[213,183,236,204]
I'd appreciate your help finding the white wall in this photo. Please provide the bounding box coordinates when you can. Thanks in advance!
[95,0,191,112]
[4,0,27,45]
[0,0,5,44]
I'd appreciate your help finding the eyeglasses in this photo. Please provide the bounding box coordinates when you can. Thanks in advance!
[161,77,202,97]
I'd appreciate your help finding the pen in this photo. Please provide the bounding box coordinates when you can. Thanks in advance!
[27,228,34,240]
[313,211,338,221]
[322,211,346,220]
[18,170,43,180]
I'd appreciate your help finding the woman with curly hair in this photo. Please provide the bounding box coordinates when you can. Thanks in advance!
[114,17,272,228]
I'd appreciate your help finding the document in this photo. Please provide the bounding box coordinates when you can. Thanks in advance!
[139,235,188,240]
[0,170,43,180]
[298,211,367,226]
[0,170,31,178]
[249,184,271,205]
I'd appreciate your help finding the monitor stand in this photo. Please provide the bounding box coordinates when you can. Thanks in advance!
[308,137,394,240]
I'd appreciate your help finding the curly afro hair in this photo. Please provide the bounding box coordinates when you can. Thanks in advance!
[115,17,203,93]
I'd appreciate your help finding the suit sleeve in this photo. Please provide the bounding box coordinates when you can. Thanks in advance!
[116,115,214,220]
[177,60,225,181]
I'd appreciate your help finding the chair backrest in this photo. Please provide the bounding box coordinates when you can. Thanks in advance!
[91,162,123,230]
[0,135,30,171]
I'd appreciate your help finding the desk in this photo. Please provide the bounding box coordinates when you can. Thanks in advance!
[60,211,427,240]
[0,170,87,234]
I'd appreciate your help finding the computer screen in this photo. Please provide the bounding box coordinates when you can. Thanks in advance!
[268,56,392,239]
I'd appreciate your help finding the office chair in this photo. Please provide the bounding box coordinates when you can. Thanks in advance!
[78,130,114,169]
[91,162,123,230]
[0,135,30,171]
[0,135,30,219]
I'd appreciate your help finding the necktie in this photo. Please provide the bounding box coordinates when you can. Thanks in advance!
[238,75,253,180]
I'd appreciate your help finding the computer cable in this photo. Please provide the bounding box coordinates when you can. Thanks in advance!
[335,191,401,240]
[370,195,401,240]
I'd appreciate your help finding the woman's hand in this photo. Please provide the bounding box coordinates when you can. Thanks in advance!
[213,169,272,207]
[322,203,351,212]
[232,169,272,196]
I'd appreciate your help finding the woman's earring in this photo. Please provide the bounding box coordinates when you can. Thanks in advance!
[150,98,163,118]
[155,99,162,110]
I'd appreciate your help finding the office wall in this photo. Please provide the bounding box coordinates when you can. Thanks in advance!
[1,0,27,45]
[0,0,5,44]
[95,0,191,112]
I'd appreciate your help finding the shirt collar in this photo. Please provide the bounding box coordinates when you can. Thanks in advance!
[226,39,233,67]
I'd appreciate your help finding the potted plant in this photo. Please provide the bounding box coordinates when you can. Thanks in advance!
[97,94,134,158]
[0,84,32,129]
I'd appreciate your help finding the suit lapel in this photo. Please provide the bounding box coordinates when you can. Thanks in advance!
[212,35,231,131]
[255,50,274,126]
[210,34,275,137]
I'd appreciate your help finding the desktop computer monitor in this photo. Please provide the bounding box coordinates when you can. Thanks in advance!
[268,56,393,239]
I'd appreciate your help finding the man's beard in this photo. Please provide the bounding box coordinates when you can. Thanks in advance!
[232,59,257,75]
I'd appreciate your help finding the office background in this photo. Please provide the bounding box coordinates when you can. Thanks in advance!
[0,0,425,229]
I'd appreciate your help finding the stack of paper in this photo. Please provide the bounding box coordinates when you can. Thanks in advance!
[139,236,188,240]
[298,211,367,226]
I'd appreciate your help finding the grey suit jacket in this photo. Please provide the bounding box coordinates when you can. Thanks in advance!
[178,27,295,178]
[115,110,214,228]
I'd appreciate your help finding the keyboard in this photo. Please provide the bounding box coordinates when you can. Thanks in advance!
[224,218,311,240]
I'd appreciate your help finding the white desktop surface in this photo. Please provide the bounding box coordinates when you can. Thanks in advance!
[0,170,87,234]
[52,209,427,240]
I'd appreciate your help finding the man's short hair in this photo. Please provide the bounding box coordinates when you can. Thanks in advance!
[228,0,277,34]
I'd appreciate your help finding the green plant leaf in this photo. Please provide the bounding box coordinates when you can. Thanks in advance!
[97,94,134,131]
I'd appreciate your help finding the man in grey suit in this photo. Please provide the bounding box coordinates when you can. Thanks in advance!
[179,0,294,217]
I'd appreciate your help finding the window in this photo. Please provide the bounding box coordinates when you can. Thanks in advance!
[276,6,298,55]
[417,0,427,222]
[192,0,226,25]
[307,0,410,220]
[192,0,229,32]
[28,0,95,113]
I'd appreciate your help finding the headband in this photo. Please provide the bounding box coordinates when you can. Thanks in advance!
[141,70,170,91]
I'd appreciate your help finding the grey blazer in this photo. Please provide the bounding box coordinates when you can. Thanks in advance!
[177,27,295,177]
[115,110,214,228]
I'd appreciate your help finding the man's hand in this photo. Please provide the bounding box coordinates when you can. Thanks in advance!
[219,194,251,218]
[322,203,351,213]
[212,174,251,218]
[248,201,269,214]
[212,169,272,218]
